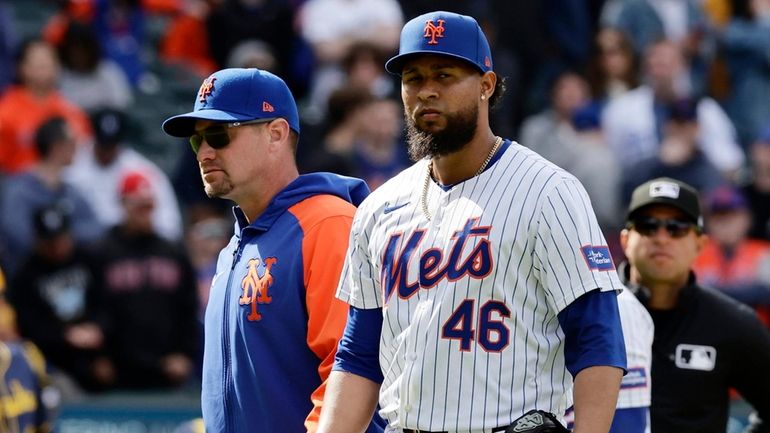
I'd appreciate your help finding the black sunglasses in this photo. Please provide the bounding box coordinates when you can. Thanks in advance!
[189,118,275,153]
[628,216,699,238]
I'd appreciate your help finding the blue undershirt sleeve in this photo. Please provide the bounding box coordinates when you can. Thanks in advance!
[332,305,384,384]
[557,289,627,378]
[610,407,648,433]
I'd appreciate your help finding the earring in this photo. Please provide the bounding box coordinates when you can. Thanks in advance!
[481,95,486,100]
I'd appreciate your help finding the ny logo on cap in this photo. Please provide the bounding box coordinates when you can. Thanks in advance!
[423,19,445,45]
[198,76,216,103]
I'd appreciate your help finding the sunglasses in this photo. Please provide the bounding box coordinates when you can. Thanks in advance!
[628,217,699,238]
[189,118,275,153]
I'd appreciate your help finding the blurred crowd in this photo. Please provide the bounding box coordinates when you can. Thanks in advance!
[0,0,769,415]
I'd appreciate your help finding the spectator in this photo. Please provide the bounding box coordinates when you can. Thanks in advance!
[0,39,92,174]
[621,97,726,204]
[602,0,713,90]
[159,0,218,77]
[89,170,198,389]
[184,211,231,319]
[351,97,407,190]
[297,86,373,175]
[225,39,277,71]
[8,204,114,392]
[300,0,401,66]
[91,0,147,87]
[602,39,744,179]
[743,127,770,241]
[205,0,295,81]
[0,117,104,275]
[721,0,770,146]
[65,108,183,241]
[693,185,770,325]
[521,71,591,158]
[299,0,402,115]
[305,41,395,118]
[58,22,133,112]
[586,27,641,102]
[0,265,54,433]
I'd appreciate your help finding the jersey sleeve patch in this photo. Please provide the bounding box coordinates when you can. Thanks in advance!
[580,245,616,271]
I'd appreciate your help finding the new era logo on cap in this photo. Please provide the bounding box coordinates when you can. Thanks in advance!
[262,101,275,112]
[649,181,680,199]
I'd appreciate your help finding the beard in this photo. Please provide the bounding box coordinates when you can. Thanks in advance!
[201,170,234,198]
[204,182,233,198]
[405,104,478,161]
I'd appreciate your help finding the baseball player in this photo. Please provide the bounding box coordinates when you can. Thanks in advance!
[162,69,383,433]
[317,11,627,433]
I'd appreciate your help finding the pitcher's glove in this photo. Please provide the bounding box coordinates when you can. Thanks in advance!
[504,410,570,433]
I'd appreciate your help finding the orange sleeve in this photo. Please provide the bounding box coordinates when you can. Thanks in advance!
[290,195,356,433]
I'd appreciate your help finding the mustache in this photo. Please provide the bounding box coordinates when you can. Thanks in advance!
[404,105,478,161]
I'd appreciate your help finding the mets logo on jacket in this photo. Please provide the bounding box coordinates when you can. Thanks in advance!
[239,257,277,321]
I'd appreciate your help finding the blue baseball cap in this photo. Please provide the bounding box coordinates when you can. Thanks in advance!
[162,68,300,137]
[385,11,493,75]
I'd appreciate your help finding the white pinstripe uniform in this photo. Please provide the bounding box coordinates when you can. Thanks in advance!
[616,289,653,431]
[336,141,625,432]
[564,289,653,432]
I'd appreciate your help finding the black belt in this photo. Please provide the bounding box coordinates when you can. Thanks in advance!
[403,427,508,433]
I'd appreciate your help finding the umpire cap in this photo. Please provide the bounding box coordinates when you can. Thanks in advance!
[385,11,493,75]
[162,68,299,137]
[627,177,703,228]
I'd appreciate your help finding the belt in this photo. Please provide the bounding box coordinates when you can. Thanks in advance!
[403,427,508,433]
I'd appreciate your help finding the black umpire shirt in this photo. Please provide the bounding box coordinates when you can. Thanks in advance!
[619,262,770,433]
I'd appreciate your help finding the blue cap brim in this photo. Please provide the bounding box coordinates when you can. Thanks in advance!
[385,51,487,75]
[162,109,254,137]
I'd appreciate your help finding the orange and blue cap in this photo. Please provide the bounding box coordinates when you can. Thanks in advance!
[385,11,493,75]
[162,68,300,137]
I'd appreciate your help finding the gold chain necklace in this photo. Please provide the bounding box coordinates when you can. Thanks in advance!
[421,136,503,221]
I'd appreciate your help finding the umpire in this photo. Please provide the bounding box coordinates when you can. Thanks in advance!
[619,177,770,432]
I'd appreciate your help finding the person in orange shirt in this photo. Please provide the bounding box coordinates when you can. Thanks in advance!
[693,185,770,325]
[159,0,218,77]
[0,39,92,174]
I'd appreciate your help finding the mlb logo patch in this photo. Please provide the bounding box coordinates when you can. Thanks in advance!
[675,344,716,371]
[580,245,615,271]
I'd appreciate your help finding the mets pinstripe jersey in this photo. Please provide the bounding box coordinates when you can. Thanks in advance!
[337,140,625,431]
[616,289,653,411]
